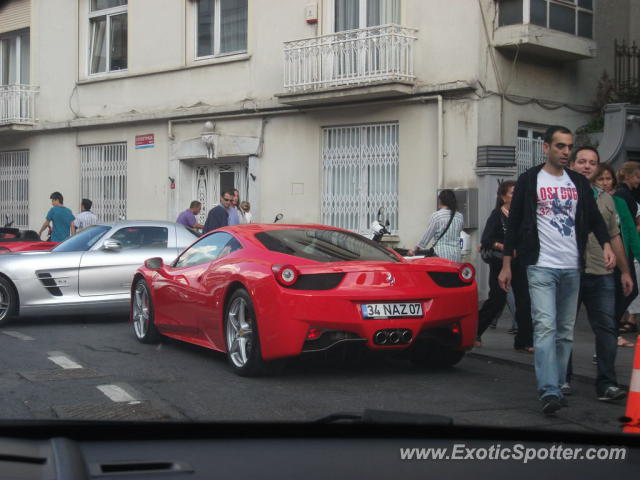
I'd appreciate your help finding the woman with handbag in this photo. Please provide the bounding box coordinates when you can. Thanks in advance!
[408,190,464,261]
[476,180,533,350]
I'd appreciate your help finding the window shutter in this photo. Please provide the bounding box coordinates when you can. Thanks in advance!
[0,0,31,35]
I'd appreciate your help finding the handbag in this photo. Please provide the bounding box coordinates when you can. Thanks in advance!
[425,211,456,257]
[480,212,507,264]
[480,247,503,264]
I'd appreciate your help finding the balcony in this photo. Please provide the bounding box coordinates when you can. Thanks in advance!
[0,84,38,128]
[494,0,596,61]
[278,24,417,105]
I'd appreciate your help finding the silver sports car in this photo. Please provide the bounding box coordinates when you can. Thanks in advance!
[0,221,198,324]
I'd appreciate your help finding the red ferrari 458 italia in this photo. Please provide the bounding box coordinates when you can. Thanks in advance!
[130,224,478,376]
[0,227,58,254]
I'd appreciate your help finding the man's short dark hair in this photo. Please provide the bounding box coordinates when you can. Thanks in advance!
[569,145,600,165]
[543,125,572,144]
[50,192,64,204]
[190,200,202,209]
[81,198,92,211]
[220,190,234,199]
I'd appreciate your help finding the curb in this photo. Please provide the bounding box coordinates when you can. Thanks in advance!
[467,351,631,390]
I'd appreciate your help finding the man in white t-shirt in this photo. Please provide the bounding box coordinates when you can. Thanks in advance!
[74,199,98,231]
[499,126,615,415]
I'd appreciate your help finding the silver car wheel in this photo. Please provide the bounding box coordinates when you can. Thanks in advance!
[0,283,10,321]
[133,284,150,339]
[226,296,254,368]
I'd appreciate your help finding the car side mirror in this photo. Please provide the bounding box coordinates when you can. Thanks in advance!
[102,239,122,251]
[144,257,164,270]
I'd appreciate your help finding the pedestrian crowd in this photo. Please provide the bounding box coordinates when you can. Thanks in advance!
[474,125,636,415]
[178,188,253,235]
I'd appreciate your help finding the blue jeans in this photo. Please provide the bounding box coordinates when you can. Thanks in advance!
[527,266,581,399]
[580,274,619,395]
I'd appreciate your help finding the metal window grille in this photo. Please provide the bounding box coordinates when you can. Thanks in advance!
[80,143,127,222]
[322,123,399,234]
[614,39,639,92]
[516,137,545,175]
[0,150,29,228]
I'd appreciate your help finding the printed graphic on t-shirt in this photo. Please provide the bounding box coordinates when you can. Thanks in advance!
[537,185,577,238]
[535,170,579,269]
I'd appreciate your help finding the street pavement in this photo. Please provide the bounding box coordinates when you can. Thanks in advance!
[0,310,633,434]
[472,305,637,391]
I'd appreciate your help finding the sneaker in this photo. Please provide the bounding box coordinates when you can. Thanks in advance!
[592,354,597,365]
[598,386,627,402]
[560,383,572,396]
[541,395,563,415]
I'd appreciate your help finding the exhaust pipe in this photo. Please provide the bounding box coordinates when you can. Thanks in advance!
[401,329,413,343]
[388,330,400,344]
[374,330,388,345]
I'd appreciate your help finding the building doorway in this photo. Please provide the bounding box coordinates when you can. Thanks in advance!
[192,159,248,225]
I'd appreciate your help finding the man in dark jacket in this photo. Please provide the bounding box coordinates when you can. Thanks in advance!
[203,191,233,233]
[498,126,615,415]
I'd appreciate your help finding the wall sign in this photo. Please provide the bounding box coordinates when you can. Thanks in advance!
[135,134,155,149]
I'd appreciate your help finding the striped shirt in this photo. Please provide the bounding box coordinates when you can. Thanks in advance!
[417,209,464,262]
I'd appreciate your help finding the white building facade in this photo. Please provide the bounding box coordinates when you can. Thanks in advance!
[1,0,638,296]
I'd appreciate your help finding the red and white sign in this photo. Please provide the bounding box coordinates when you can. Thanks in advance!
[135,134,155,149]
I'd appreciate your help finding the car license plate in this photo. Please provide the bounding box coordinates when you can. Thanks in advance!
[360,303,423,319]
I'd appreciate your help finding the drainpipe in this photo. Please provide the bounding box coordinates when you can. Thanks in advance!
[420,95,444,189]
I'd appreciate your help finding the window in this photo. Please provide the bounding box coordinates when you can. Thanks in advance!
[0,29,29,85]
[321,123,399,234]
[53,225,110,253]
[89,0,128,74]
[0,150,29,228]
[255,228,399,263]
[80,143,127,222]
[498,0,593,38]
[196,0,248,58]
[174,232,241,268]
[110,226,168,250]
[516,125,546,175]
[334,0,400,31]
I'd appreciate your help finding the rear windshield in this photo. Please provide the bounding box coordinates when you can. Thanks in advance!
[255,228,400,263]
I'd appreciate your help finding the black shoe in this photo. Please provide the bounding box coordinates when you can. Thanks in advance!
[541,395,562,415]
[507,328,518,334]
[560,383,572,396]
[489,322,497,329]
[598,386,627,402]
[592,354,598,365]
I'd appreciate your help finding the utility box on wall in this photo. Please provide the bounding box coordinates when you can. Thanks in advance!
[437,188,478,229]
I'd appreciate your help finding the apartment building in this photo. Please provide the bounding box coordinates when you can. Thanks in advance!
[1,0,637,296]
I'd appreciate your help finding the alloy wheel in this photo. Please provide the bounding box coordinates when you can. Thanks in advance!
[226,297,254,368]
[133,284,150,339]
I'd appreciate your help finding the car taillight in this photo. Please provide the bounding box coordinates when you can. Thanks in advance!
[458,263,475,283]
[272,264,299,286]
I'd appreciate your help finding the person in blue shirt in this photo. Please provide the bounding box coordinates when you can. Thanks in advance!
[38,191,75,242]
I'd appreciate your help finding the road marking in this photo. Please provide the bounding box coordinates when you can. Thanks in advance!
[97,384,141,405]
[47,353,83,370]
[2,331,34,341]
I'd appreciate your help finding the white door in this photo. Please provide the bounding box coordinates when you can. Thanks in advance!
[193,161,247,225]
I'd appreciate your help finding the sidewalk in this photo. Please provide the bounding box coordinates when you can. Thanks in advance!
[469,306,637,390]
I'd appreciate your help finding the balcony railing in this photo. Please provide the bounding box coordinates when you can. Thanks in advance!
[0,84,38,125]
[283,24,417,93]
